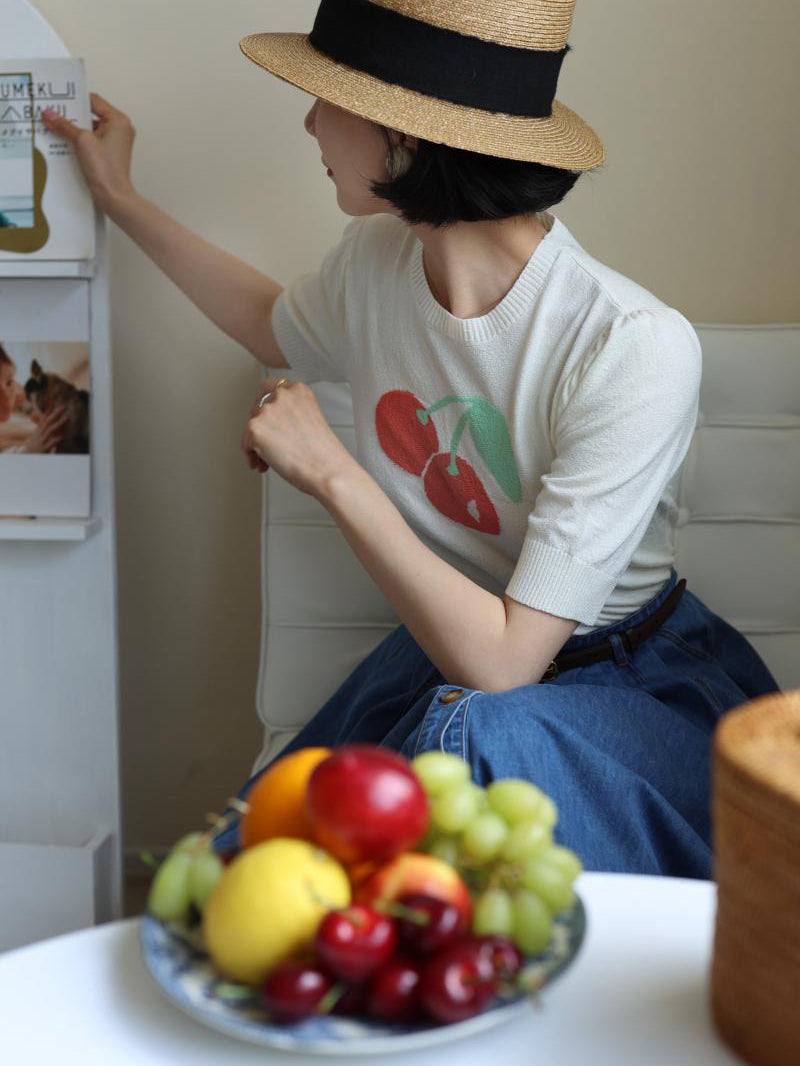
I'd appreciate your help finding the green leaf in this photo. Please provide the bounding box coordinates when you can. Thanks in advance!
[467,400,522,503]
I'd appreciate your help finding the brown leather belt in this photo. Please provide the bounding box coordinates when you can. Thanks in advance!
[541,578,687,682]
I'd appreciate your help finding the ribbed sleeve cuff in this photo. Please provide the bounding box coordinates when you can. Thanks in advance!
[271,294,341,383]
[504,539,617,626]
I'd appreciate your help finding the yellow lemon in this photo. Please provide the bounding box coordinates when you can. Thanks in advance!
[202,837,350,985]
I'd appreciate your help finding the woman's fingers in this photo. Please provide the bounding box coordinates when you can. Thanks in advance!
[41,108,85,144]
[89,92,116,119]
[249,449,269,472]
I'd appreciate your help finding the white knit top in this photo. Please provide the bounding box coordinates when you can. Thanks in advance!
[271,210,701,632]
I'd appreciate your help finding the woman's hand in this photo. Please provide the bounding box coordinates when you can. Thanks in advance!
[20,407,70,454]
[42,94,136,214]
[241,380,359,497]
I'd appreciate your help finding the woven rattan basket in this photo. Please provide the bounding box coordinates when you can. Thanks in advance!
[711,689,800,1066]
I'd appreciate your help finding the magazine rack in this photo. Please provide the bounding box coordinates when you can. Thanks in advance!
[0,0,121,950]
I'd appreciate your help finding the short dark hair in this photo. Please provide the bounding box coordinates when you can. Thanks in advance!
[0,342,14,368]
[370,130,592,228]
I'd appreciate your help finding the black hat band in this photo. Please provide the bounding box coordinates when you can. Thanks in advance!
[309,0,570,119]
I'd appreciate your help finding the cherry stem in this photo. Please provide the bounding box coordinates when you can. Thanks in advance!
[448,413,470,475]
[377,901,430,926]
[424,395,476,417]
[317,982,348,1015]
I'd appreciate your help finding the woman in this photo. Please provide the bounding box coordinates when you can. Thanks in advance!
[44,1,777,878]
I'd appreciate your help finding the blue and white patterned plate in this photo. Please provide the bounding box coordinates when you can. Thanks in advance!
[140,898,586,1056]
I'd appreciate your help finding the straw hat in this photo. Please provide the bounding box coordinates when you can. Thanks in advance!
[240,0,605,170]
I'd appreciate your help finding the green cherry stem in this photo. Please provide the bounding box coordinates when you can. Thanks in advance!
[318,981,348,1015]
[419,395,479,430]
[448,413,470,474]
[376,900,431,925]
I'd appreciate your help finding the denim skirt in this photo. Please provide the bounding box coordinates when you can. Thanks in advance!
[216,571,779,880]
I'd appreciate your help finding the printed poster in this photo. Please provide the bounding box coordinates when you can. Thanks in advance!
[0,278,90,517]
[0,58,94,260]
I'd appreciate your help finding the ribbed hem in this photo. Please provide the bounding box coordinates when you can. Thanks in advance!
[410,212,564,343]
[504,538,617,626]
[271,293,343,383]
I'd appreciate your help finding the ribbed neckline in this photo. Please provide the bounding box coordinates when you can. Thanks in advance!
[410,210,565,343]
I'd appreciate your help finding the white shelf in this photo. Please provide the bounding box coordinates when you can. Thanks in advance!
[0,516,100,541]
[0,260,95,278]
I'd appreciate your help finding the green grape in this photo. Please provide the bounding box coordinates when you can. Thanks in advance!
[473,887,514,937]
[411,752,470,795]
[188,850,224,911]
[540,844,583,883]
[500,819,552,862]
[430,782,482,833]
[460,811,508,863]
[486,779,546,824]
[148,851,193,922]
[519,855,575,914]
[426,835,460,866]
[172,831,206,855]
[511,889,553,956]
[537,796,558,830]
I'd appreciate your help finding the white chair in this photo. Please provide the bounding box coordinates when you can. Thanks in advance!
[252,324,800,772]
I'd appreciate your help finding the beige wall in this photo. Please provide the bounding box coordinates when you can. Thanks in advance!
[33,0,800,856]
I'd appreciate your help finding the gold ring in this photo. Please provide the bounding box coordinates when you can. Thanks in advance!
[257,379,291,410]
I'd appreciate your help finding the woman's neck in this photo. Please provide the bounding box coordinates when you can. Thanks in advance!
[408,213,549,319]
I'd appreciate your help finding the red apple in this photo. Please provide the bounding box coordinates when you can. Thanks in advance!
[354,852,472,927]
[306,746,429,865]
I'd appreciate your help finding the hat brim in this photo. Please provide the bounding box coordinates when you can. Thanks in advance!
[240,33,605,171]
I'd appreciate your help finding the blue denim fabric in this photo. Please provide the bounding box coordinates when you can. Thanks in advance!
[214,572,779,879]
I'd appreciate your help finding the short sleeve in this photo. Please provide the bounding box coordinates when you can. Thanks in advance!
[270,218,363,384]
[505,309,702,625]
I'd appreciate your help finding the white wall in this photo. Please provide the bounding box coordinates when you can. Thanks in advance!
[31,0,800,856]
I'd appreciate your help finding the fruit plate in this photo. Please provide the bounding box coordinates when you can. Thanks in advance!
[139,896,586,1056]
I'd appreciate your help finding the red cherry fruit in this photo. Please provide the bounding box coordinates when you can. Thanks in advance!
[260,960,334,1025]
[366,958,423,1023]
[418,939,499,1024]
[307,745,429,865]
[423,454,500,534]
[376,390,439,476]
[473,935,524,981]
[330,982,367,1017]
[395,893,468,956]
[315,905,398,982]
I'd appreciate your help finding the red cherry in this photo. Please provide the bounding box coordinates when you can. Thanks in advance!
[419,939,499,1024]
[260,960,334,1025]
[395,893,468,956]
[473,935,524,980]
[376,390,439,476]
[330,982,367,1016]
[307,745,429,865]
[423,454,500,534]
[315,905,398,982]
[366,958,423,1023]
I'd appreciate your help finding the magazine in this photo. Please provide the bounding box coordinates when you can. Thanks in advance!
[0,57,94,260]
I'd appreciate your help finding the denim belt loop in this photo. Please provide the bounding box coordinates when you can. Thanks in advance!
[609,632,631,667]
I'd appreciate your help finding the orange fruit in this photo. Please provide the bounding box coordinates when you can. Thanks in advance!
[240,747,331,849]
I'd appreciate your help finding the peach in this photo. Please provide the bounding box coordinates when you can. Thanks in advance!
[354,852,472,925]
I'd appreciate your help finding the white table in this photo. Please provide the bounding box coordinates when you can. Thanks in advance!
[0,873,740,1066]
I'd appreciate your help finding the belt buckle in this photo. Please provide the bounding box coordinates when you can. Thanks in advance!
[542,660,559,682]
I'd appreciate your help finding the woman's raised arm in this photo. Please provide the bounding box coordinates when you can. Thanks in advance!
[43,94,288,370]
